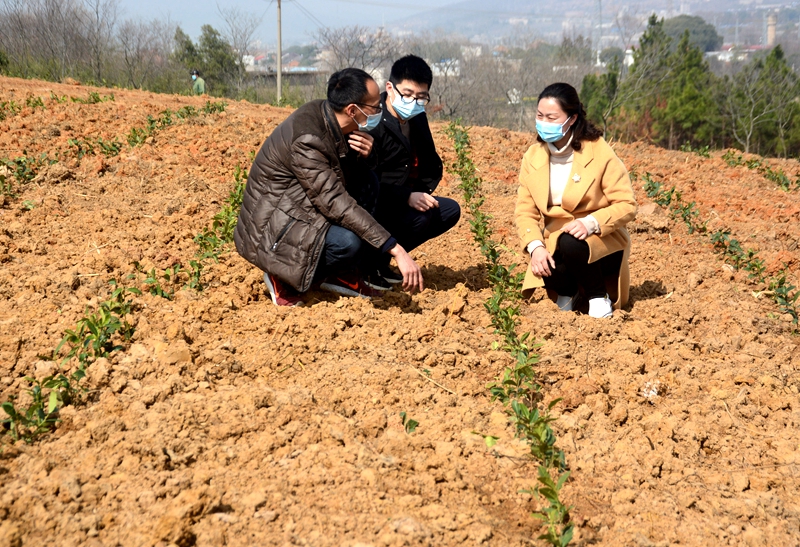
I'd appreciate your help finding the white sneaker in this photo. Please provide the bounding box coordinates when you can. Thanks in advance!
[588,294,613,318]
[556,293,579,312]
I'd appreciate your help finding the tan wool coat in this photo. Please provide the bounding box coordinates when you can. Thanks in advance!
[514,137,637,308]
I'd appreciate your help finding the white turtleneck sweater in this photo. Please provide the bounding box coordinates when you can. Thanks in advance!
[527,135,599,256]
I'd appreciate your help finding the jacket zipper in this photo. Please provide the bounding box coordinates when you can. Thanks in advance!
[271,219,296,251]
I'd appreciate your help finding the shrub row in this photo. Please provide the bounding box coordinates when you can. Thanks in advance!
[642,172,798,325]
[445,120,573,547]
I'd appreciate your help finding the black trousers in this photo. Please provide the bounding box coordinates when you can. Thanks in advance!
[367,195,461,269]
[542,233,622,300]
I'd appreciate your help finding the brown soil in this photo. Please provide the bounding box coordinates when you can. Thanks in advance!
[1,76,799,547]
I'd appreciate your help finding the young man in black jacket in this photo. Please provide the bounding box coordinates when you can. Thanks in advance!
[366,55,461,288]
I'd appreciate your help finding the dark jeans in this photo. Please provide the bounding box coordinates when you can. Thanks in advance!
[313,225,362,282]
[543,233,622,300]
[372,196,461,267]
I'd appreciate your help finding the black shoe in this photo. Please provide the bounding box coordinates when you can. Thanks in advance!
[363,271,392,291]
[377,264,403,285]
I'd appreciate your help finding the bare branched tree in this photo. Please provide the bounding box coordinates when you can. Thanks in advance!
[117,17,175,89]
[614,8,646,50]
[81,0,120,82]
[725,63,774,153]
[217,4,263,65]
[314,25,401,75]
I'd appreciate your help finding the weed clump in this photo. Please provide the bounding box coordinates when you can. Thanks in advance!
[642,172,706,234]
[722,150,799,191]
[70,91,114,104]
[0,99,21,121]
[194,164,247,261]
[127,101,227,148]
[2,280,140,444]
[680,142,710,158]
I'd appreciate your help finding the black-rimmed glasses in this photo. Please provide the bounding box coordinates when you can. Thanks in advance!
[356,102,382,113]
[396,94,430,106]
[390,82,430,106]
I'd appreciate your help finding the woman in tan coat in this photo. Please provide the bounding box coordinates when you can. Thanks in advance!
[515,83,637,318]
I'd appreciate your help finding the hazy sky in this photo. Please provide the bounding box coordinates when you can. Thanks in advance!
[123,0,462,46]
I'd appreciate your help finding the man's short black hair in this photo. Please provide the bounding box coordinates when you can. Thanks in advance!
[327,68,373,111]
[389,55,433,87]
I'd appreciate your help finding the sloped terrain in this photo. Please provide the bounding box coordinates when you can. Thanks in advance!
[1,76,799,547]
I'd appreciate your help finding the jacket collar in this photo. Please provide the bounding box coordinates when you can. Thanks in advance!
[530,135,596,168]
[379,91,412,149]
[529,137,597,212]
[322,100,348,158]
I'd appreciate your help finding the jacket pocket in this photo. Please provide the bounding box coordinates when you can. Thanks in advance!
[271,218,296,251]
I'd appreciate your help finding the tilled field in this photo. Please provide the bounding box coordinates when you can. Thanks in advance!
[1,76,799,547]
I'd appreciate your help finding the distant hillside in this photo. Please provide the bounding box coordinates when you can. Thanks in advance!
[387,0,744,43]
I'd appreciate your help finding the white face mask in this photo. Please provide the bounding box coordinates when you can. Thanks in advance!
[354,105,381,131]
[390,84,426,121]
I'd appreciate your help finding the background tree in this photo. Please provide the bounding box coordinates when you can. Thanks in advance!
[725,53,783,154]
[651,33,719,149]
[615,15,675,141]
[581,59,620,135]
[81,0,119,84]
[761,46,800,157]
[553,35,594,88]
[173,26,201,72]
[314,25,401,75]
[0,48,8,74]
[217,4,264,93]
[600,47,624,66]
[663,15,723,52]
[118,18,179,91]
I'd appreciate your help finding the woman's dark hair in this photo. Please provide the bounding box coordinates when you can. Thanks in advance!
[537,82,603,151]
[327,68,373,111]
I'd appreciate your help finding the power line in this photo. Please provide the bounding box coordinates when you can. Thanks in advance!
[287,0,327,29]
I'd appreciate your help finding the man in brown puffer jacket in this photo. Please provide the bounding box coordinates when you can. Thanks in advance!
[234,68,423,306]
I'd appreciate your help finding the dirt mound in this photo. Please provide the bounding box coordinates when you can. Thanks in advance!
[1,76,799,546]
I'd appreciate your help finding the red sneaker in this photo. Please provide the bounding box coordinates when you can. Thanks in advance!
[320,272,383,299]
[263,273,304,307]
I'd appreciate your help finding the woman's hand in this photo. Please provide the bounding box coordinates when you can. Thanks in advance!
[530,246,556,277]
[562,219,589,240]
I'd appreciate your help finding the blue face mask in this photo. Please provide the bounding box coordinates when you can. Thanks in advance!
[355,105,381,131]
[192,75,197,81]
[536,118,572,143]
[390,85,426,120]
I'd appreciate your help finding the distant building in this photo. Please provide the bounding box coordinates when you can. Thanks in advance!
[431,59,461,78]
[706,44,769,63]
[461,45,483,59]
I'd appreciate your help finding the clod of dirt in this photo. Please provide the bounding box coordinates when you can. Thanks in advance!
[32,163,73,185]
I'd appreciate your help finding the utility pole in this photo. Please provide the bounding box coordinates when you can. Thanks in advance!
[277,0,282,104]
[598,0,603,58]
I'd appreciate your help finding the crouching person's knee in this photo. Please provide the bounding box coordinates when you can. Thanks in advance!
[326,226,363,262]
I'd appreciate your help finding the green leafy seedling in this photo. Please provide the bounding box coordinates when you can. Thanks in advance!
[400,411,418,434]
[471,431,499,448]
